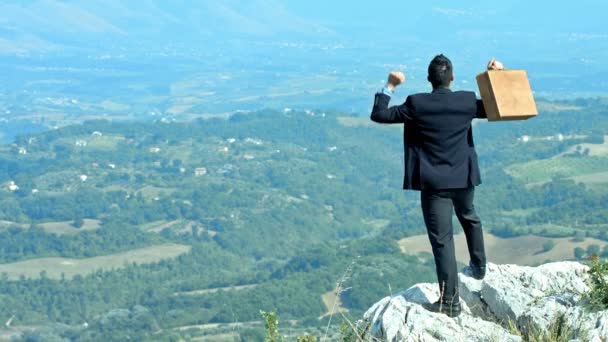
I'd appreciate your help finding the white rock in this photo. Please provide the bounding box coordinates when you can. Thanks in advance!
[459,262,605,339]
[361,283,520,342]
[364,261,607,341]
[476,263,588,320]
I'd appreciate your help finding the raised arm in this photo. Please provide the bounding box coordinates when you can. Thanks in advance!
[370,71,415,124]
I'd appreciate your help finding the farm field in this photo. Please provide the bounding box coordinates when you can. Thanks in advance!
[0,219,101,235]
[506,156,608,185]
[559,135,608,157]
[0,243,191,280]
[38,219,102,235]
[570,171,608,185]
[174,284,258,296]
[507,136,608,185]
[399,233,607,266]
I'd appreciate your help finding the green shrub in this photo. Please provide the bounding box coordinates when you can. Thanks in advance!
[572,231,585,242]
[260,310,283,342]
[585,256,608,310]
[587,244,601,257]
[574,247,586,260]
[542,240,555,252]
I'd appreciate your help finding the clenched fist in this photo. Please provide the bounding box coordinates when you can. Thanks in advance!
[487,58,505,70]
[387,71,406,90]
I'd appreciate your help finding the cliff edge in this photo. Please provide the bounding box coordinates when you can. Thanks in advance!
[360,262,607,341]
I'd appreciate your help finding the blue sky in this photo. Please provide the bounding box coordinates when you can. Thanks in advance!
[1,0,606,42]
[283,0,606,34]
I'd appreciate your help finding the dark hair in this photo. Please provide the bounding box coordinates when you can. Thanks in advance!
[427,54,453,88]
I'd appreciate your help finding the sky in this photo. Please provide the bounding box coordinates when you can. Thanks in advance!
[1,0,606,46]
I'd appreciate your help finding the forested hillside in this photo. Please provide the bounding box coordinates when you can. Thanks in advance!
[0,98,607,340]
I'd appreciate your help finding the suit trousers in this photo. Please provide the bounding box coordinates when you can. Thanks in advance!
[420,187,486,303]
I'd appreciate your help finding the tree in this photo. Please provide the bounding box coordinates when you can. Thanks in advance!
[72,217,85,229]
[574,247,586,260]
[572,231,585,242]
[542,240,556,253]
[601,245,608,258]
[587,244,601,257]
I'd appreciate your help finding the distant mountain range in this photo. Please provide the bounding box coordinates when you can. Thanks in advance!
[0,0,331,53]
[0,0,607,110]
[0,0,606,55]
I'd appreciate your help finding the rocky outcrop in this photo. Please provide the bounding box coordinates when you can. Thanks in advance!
[361,262,608,341]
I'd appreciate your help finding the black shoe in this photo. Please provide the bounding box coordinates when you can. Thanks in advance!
[423,300,462,317]
[468,262,486,280]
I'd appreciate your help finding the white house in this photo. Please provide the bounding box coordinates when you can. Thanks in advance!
[8,181,19,192]
[244,137,263,145]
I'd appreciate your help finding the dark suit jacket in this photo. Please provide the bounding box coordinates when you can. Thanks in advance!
[370,88,486,191]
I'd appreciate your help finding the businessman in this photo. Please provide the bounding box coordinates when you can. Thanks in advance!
[370,55,503,317]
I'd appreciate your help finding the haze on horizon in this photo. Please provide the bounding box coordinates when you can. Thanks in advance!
[0,0,606,119]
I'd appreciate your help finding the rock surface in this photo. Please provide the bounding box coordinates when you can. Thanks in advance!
[360,262,608,341]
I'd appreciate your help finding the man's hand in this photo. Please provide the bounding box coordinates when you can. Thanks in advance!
[487,58,505,70]
[387,71,405,91]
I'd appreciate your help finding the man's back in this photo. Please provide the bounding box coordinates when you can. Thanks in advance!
[371,88,484,190]
[406,88,482,189]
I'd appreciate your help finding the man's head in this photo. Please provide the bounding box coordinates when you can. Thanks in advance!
[427,54,454,89]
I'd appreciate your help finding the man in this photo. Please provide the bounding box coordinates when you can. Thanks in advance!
[370,55,503,317]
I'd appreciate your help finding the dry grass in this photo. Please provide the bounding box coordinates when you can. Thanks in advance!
[337,116,402,128]
[569,171,608,185]
[399,233,608,265]
[145,220,218,237]
[38,219,101,235]
[188,332,240,341]
[319,288,349,319]
[136,186,178,199]
[507,156,608,185]
[337,117,376,128]
[173,320,298,331]
[557,135,608,157]
[174,284,258,296]
[0,243,191,280]
[507,137,608,186]
[85,135,125,150]
[174,321,262,331]
[0,219,101,235]
[144,220,181,233]
[536,101,583,113]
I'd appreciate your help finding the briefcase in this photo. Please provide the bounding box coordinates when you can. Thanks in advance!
[476,70,538,121]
